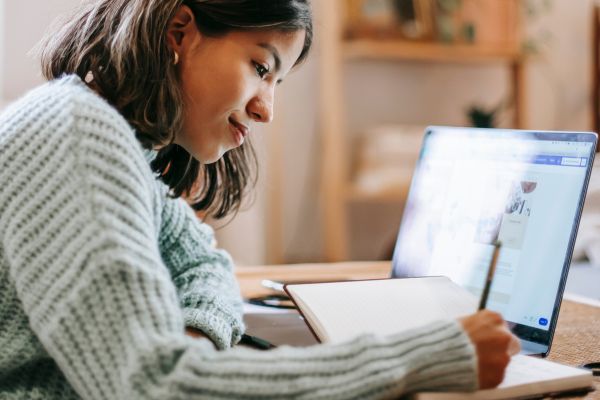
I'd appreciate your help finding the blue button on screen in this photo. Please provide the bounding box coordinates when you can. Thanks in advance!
[539,318,548,326]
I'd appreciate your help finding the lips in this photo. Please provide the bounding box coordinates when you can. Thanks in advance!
[229,117,249,138]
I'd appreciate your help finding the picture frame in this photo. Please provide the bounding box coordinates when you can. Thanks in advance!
[344,0,435,40]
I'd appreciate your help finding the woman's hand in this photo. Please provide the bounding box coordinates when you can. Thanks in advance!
[459,310,521,389]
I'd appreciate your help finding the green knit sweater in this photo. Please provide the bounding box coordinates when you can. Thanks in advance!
[0,75,478,399]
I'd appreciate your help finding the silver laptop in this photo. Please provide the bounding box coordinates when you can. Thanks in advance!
[391,126,597,356]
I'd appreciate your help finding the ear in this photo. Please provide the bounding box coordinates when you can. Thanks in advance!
[166,5,200,57]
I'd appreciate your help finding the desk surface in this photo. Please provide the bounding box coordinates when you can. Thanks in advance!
[236,262,600,399]
[236,261,391,298]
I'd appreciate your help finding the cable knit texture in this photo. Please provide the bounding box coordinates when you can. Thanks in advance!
[0,75,478,399]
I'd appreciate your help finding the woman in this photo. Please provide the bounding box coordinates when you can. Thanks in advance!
[0,0,519,398]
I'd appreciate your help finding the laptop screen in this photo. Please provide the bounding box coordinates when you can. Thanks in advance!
[391,126,597,354]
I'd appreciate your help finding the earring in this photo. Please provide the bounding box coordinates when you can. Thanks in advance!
[173,51,180,66]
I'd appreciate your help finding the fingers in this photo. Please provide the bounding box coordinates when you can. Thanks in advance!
[480,352,510,388]
[459,310,519,389]
[498,317,521,356]
[508,333,521,355]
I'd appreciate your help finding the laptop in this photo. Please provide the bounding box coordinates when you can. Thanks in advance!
[391,126,598,356]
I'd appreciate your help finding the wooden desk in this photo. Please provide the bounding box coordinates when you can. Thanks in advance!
[236,262,600,399]
[236,261,391,298]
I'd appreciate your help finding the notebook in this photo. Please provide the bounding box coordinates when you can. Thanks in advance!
[285,277,477,343]
[284,277,593,399]
[415,354,592,400]
[391,126,597,356]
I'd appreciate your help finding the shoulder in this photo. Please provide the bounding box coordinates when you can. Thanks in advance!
[0,76,167,241]
[1,75,141,155]
[0,74,152,178]
[0,75,159,219]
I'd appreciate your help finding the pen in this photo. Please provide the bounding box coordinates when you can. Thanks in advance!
[246,293,297,309]
[240,333,276,350]
[479,241,502,310]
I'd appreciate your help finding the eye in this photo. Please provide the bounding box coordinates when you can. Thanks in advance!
[253,62,270,79]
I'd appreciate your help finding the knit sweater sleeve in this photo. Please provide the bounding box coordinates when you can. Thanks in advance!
[2,80,479,399]
[158,195,245,349]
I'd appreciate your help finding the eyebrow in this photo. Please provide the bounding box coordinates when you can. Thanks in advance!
[258,43,282,73]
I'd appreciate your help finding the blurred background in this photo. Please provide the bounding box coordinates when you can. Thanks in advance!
[0,0,597,266]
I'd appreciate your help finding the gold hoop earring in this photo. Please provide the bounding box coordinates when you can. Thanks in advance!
[173,51,180,66]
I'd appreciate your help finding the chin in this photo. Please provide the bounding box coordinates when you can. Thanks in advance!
[196,149,226,164]
[202,157,221,165]
[184,143,222,164]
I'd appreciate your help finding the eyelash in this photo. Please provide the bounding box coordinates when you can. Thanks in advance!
[254,62,269,79]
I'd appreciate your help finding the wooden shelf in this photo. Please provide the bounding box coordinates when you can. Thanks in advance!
[343,39,524,64]
[318,0,527,261]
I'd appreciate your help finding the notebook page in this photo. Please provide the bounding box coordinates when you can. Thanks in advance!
[287,277,477,343]
[496,354,589,387]
[414,355,593,400]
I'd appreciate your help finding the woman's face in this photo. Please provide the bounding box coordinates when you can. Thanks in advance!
[168,7,306,163]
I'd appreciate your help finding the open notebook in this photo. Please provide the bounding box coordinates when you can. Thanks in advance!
[285,277,593,399]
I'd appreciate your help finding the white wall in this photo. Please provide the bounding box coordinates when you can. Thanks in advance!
[0,1,4,104]
[526,0,592,131]
[1,0,77,100]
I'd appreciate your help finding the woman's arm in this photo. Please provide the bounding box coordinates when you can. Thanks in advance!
[157,194,245,349]
[2,85,478,399]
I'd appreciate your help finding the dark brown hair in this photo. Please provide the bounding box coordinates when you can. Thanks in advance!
[38,0,313,218]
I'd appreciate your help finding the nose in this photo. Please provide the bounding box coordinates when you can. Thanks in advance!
[247,88,274,123]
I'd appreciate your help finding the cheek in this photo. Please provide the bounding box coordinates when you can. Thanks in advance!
[180,57,254,134]
[205,84,244,116]
[213,69,252,113]
[206,60,254,112]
